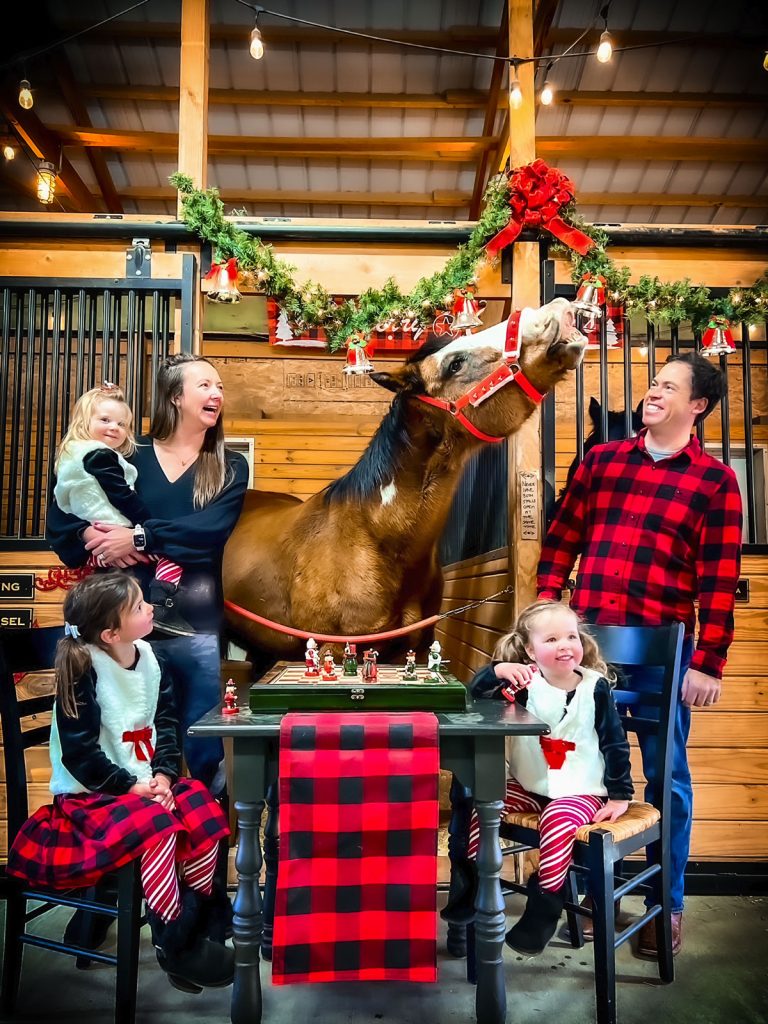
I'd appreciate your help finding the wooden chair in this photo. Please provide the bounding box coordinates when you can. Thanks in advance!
[468,621,684,1024]
[0,627,143,1024]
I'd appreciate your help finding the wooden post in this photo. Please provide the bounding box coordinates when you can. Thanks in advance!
[507,0,541,617]
[178,0,209,351]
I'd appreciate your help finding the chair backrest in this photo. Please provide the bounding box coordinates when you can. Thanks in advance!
[586,622,684,829]
[0,627,64,844]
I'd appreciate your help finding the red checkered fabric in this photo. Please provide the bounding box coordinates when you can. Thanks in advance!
[271,712,440,985]
[7,778,229,890]
[538,430,743,678]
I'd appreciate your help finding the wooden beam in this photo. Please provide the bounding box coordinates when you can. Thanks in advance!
[578,193,768,209]
[537,137,768,162]
[50,53,123,214]
[557,91,768,110]
[469,6,508,218]
[177,0,209,204]
[85,84,490,110]
[119,186,473,207]
[545,27,763,51]
[0,86,93,212]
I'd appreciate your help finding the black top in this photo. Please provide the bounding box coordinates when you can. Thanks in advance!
[57,649,180,795]
[46,437,249,632]
[82,448,150,525]
[470,663,633,801]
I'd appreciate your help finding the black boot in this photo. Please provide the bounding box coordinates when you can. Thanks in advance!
[150,580,196,637]
[440,858,478,925]
[505,872,565,955]
[148,888,234,991]
[197,840,234,945]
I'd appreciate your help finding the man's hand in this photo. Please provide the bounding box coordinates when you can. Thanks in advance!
[592,799,629,824]
[681,667,721,708]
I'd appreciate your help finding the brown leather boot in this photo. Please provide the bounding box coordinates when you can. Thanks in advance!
[578,895,622,941]
[636,911,682,958]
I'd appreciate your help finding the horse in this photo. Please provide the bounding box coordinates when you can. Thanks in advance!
[557,396,644,503]
[223,297,587,664]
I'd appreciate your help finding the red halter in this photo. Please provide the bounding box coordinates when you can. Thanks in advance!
[416,312,545,444]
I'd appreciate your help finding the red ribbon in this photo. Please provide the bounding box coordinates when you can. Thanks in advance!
[539,735,576,770]
[486,159,595,258]
[122,727,155,762]
[204,257,238,283]
[701,316,735,350]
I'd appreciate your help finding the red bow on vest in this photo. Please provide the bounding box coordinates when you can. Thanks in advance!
[485,160,595,258]
[539,735,576,770]
[122,727,155,762]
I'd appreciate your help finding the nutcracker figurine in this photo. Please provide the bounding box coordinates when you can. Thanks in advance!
[343,642,358,676]
[322,651,338,681]
[222,678,240,715]
[402,649,417,681]
[427,640,446,678]
[304,637,320,678]
[362,649,379,682]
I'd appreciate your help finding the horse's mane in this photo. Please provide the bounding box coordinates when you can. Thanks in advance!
[324,394,414,504]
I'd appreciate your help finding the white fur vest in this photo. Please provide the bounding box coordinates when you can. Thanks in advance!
[54,440,138,526]
[507,667,607,799]
[49,640,161,796]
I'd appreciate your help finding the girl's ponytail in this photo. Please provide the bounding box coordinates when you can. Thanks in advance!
[493,629,530,664]
[54,635,92,718]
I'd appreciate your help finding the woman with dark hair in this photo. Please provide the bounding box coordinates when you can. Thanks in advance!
[46,353,249,792]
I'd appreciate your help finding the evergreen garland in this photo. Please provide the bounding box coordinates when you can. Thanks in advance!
[171,171,768,347]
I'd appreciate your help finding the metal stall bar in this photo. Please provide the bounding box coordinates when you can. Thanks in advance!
[18,289,38,538]
[540,259,557,520]
[740,322,757,544]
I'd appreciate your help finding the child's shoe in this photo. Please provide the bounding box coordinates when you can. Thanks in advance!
[150,580,196,637]
[440,858,478,924]
[505,872,565,955]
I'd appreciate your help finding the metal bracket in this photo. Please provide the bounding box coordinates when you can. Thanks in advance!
[126,238,152,278]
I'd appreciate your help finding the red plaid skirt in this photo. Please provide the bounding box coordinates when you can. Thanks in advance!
[7,778,229,891]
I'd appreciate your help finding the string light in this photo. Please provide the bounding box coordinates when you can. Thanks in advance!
[540,62,555,106]
[3,143,15,160]
[18,79,33,110]
[510,63,523,109]
[249,7,264,59]
[36,159,56,205]
[596,3,614,63]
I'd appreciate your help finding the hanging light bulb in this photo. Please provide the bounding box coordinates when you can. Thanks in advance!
[763,51,768,71]
[3,143,15,161]
[596,29,613,63]
[18,79,33,110]
[249,25,264,60]
[36,160,56,205]
[540,79,555,106]
[510,64,523,109]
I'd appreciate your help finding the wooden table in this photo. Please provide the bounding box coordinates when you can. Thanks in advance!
[190,685,548,1024]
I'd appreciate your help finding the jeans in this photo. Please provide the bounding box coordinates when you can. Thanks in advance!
[151,632,225,792]
[624,638,693,914]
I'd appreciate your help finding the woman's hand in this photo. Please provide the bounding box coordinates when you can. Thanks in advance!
[85,523,150,566]
[592,799,629,824]
[494,662,536,691]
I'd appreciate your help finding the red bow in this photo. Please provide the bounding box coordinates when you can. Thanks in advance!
[203,257,238,283]
[485,159,595,258]
[539,735,576,770]
[122,727,155,762]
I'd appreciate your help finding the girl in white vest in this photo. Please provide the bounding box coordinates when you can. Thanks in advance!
[54,384,193,637]
[441,599,632,955]
[7,572,233,992]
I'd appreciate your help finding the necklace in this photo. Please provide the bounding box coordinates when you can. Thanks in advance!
[156,441,197,467]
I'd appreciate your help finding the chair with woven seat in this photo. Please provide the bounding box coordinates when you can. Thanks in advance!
[0,626,143,1024]
[469,621,684,1024]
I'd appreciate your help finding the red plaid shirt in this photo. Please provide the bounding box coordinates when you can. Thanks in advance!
[538,430,743,679]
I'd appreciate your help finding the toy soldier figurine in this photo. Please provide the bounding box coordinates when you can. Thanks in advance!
[304,637,320,678]
[343,642,358,677]
[362,648,379,682]
[427,640,445,678]
[402,649,417,681]
[222,678,240,715]
[322,651,338,681]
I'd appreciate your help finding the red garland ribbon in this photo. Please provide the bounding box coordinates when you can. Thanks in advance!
[35,565,94,593]
[486,159,595,258]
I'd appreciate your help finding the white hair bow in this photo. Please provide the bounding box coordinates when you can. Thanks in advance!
[64,622,80,640]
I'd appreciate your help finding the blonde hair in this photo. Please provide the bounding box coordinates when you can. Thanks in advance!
[55,384,135,471]
[150,353,231,509]
[55,573,143,718]
[493,599,614,682]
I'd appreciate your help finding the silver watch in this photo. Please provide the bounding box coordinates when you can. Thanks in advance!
[133,524,147,551]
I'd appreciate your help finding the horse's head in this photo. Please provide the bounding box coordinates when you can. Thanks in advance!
[370,298,585,442]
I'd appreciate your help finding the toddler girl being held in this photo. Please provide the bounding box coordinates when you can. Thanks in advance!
[7,573,232,991]
[441,599,632,955]
[54,383,192,636]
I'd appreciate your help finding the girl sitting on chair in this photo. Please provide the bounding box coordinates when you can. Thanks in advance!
[441,599,633,955]
[7,572,233,993]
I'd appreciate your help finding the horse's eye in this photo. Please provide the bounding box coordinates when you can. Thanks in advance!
[447,357,465,376]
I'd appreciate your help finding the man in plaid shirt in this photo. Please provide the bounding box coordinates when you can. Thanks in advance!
[537,352,743,958]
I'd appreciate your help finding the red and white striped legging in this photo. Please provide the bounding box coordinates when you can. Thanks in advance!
[140,834,219,922]
[87,553,182,587]
[467,777,604,893]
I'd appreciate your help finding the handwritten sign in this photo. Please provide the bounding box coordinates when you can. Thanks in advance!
[519,471,539,541]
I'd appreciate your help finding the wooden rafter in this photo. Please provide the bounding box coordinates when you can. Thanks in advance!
[544,27,764,51]
[557,91,768,110]
[50,53,122,214]
[468,6,508,219]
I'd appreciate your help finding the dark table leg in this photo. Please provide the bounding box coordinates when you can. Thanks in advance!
[260,780,279,961]
[232,798,265,1024]
[446,773,474,958]
[473,798,506,1024]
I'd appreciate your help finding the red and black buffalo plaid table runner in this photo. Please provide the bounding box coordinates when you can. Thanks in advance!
[271,712,440,984]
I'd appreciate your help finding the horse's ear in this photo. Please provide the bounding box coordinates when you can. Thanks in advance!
[588,396,601,424]
[370,365,424,394]
[369,371,402,394]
